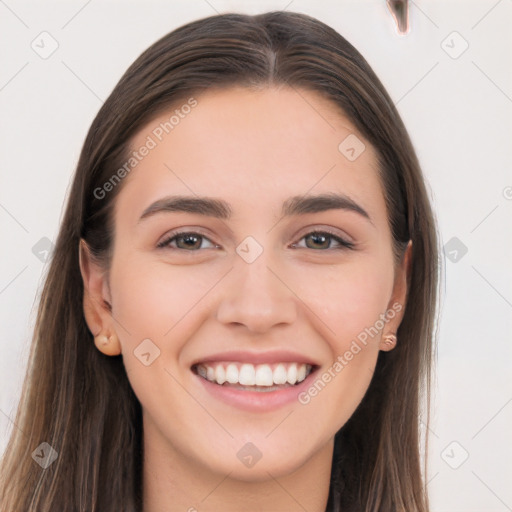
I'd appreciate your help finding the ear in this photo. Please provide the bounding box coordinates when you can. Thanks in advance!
[381,240,412,351]
[79,239,121,356]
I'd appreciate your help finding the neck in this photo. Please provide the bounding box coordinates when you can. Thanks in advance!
[142,421,334,512]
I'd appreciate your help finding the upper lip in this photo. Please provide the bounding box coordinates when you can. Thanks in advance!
[190,350,320,368]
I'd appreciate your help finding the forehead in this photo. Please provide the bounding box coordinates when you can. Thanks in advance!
[115,85,386,227]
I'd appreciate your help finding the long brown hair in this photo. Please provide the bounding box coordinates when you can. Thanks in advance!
[0,11,438,511]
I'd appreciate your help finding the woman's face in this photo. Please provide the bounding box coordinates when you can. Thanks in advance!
[84,86,409,480]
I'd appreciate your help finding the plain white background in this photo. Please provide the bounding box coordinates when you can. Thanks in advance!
[1,1,511,510]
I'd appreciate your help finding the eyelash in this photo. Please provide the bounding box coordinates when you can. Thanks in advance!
[156,229,355,251]
[292,230,355,250]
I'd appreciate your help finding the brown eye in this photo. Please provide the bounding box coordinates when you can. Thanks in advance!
[294,231,354,250]
[305,233,330,249]
[157,232,216,250]
[175,233,203,250]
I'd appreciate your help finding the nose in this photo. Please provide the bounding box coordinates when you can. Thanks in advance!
[215,254,297,334]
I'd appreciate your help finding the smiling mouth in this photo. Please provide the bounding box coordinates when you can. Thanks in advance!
[192,361,315,392]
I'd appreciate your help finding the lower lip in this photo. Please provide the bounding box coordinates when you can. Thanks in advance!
[193,368,318,412]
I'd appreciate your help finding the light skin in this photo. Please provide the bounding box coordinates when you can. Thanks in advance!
[80,85,411,512]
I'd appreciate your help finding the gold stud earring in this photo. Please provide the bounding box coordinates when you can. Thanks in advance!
[382,333,397,350]
[94,332,121,356]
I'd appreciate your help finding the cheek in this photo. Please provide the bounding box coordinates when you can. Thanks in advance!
[109,256,221,341]
[107,256,223,408]
[295,255,395,349]
[293,259,392,428]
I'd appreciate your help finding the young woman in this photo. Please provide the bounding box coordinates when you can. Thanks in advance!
[0,11,439,512]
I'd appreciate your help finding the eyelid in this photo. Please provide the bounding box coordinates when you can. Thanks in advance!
[290,224,355,244]
[156,226,355,252]
[290,228,355,250]
[156,228,219,249]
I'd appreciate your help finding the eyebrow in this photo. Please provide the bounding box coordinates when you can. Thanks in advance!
[138,193,372,224]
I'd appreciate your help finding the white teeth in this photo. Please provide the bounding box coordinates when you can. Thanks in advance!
[273,364,287,385]
[297,364,306,382]
[195,362,313,388]
[239,364,256,385]
[255,365,274,386]
[225,363,239,384]
[287,364,298,385]
[215,364,226,385]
